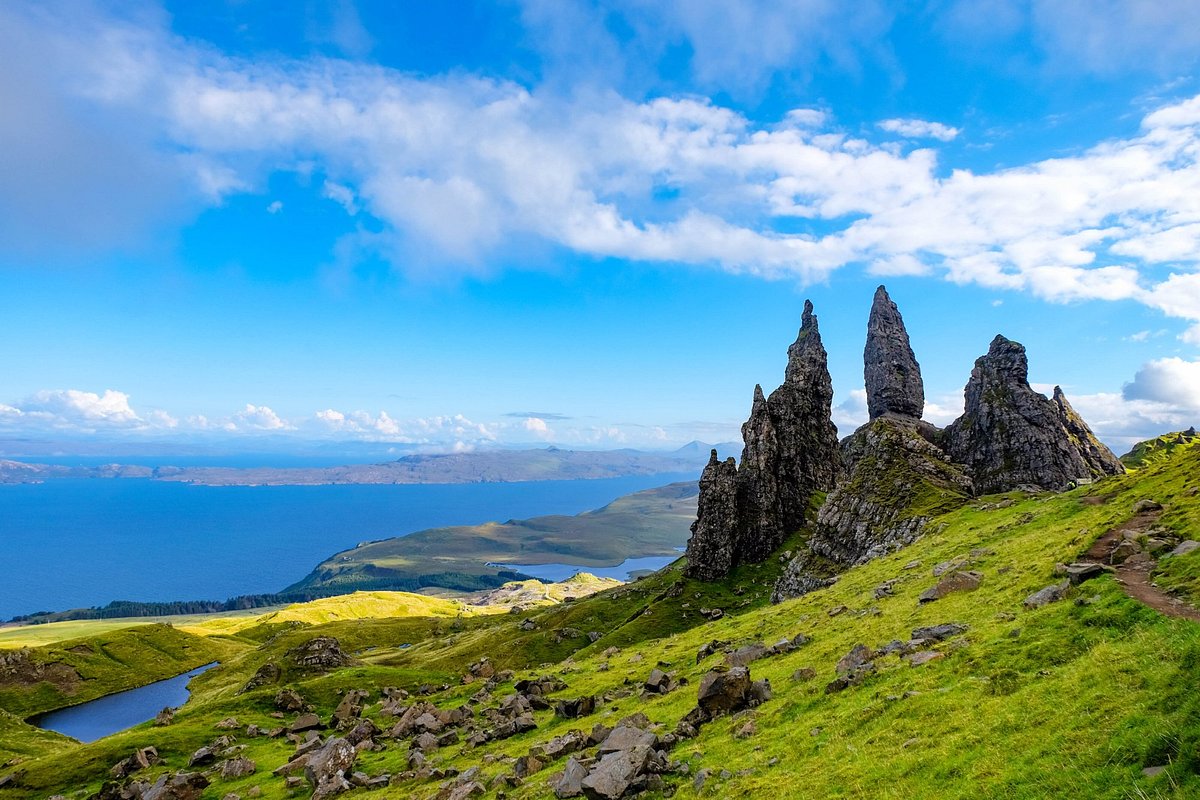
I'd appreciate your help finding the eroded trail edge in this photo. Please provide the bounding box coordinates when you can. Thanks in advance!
[1080,506,1200,622]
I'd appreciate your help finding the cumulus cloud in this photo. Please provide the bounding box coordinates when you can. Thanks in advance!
[9,4,1200,334]
[225,404,291,431]
[0,388,180,434]
[878,118,960,141]
[1122,358,1200,407]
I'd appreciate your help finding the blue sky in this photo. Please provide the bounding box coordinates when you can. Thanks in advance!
[3,0,1200,456]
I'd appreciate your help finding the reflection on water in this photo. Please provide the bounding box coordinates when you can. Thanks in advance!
[30,662,217,742]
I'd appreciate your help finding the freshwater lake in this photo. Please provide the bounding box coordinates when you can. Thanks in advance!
[0,472,696,620]
[29,662,218,742]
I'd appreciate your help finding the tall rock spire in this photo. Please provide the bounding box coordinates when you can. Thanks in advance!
[864,285,924,421]
[684,300,842,580]
[944,335,1124,493]
[684,450,739,582]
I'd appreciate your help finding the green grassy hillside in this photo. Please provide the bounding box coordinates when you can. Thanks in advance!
[287,481,698,594]
[0,625,241,719]
[4,449,1200,797]
[1120,427,1198,467]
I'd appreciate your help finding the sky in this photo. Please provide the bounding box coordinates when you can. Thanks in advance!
[3,0,1200,458]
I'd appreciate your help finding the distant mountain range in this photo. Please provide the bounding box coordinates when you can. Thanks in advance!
[0,443,741,486]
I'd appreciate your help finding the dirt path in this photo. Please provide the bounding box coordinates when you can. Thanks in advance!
[1080,509,1200,622]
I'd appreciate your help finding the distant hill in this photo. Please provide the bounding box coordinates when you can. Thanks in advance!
[0,446,710,486]
[1121,427,1198,468]
[285,480,699,594]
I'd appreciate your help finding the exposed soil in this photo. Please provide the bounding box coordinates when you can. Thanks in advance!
[1081,509,1200,622]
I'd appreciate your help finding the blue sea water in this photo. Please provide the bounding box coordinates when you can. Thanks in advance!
[0,473,696,620]
[29,662,218,742]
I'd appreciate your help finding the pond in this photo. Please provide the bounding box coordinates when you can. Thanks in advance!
[29,662,218,742]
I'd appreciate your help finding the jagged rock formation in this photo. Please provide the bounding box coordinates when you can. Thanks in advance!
[685,452,739,582]
[684,300,841,580]
[774,289,971,602]
[807,417,972,565]
[944,335,1124,494]
[864,285,924,420]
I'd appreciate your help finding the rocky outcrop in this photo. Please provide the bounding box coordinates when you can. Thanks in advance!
[944,336,1124,493]
[806,417,972,566]
[864,285,924,420]
[684,451,739,581]
[684,301,841,580]
[1053,387,1126,478]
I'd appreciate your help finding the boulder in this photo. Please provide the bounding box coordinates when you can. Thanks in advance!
[552,758,588,799]
[1024,580,1070,608]
[141,773,209,800]
[287,637,354,672]
[919,570,982,602]
[304,738,356,799]
[274,688,308,713]
[220,758,256,779]
[696,666,755,718]
[1064,562,1106,585]
[580,743,653,800]
[911,623,968,641]
[290,713,323,733]
[554,696,596,719]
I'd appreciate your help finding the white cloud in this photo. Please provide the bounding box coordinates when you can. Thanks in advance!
[266,200,283,214]
[522,416,553,439]
[322,180,357,215]
[1123,357,1200,407]
[878,118,960,141]
[225,404,291,431]
[9,5,1200,336]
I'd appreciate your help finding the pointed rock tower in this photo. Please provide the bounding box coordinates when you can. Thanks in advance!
[773,286,972,601]
[684,450,740,582]
[684,300,841,580]
[944,335,1124,493]
[864,285,924,421]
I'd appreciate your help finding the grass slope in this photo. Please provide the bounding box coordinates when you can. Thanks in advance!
[0,625,242,719]
[6,449,1200,797]
[1120,428,1198,468]
[286,481,698,594]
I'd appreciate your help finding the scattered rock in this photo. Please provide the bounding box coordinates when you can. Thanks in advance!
[290,713,323,733]
[911,623,968,641]
[552,758,588,799]
[287,637,355,672]
[919,570,982,603]
[274,688,309,713]
[791,667,817,682]
[1024,581,1070,609]
[220,758,256,779]
[1169,540,1200,557]
[908,651,944,667]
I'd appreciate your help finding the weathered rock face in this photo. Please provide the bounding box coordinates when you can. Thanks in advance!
[1053,387,1126,477]
[809,418,972,565]
[684,451,739,582]
[757,301,843,545]
[944,336,1124,493]
[684,300,841,580]
[864,285,924,420]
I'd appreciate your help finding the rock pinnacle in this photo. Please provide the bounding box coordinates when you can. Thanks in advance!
[864,285,924,421]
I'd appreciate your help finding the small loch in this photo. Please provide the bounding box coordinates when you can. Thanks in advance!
[30,662,217,743]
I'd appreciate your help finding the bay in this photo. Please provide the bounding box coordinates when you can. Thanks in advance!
[0,472,696,619]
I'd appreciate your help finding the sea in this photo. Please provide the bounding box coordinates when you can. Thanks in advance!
[0,471,697,620]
